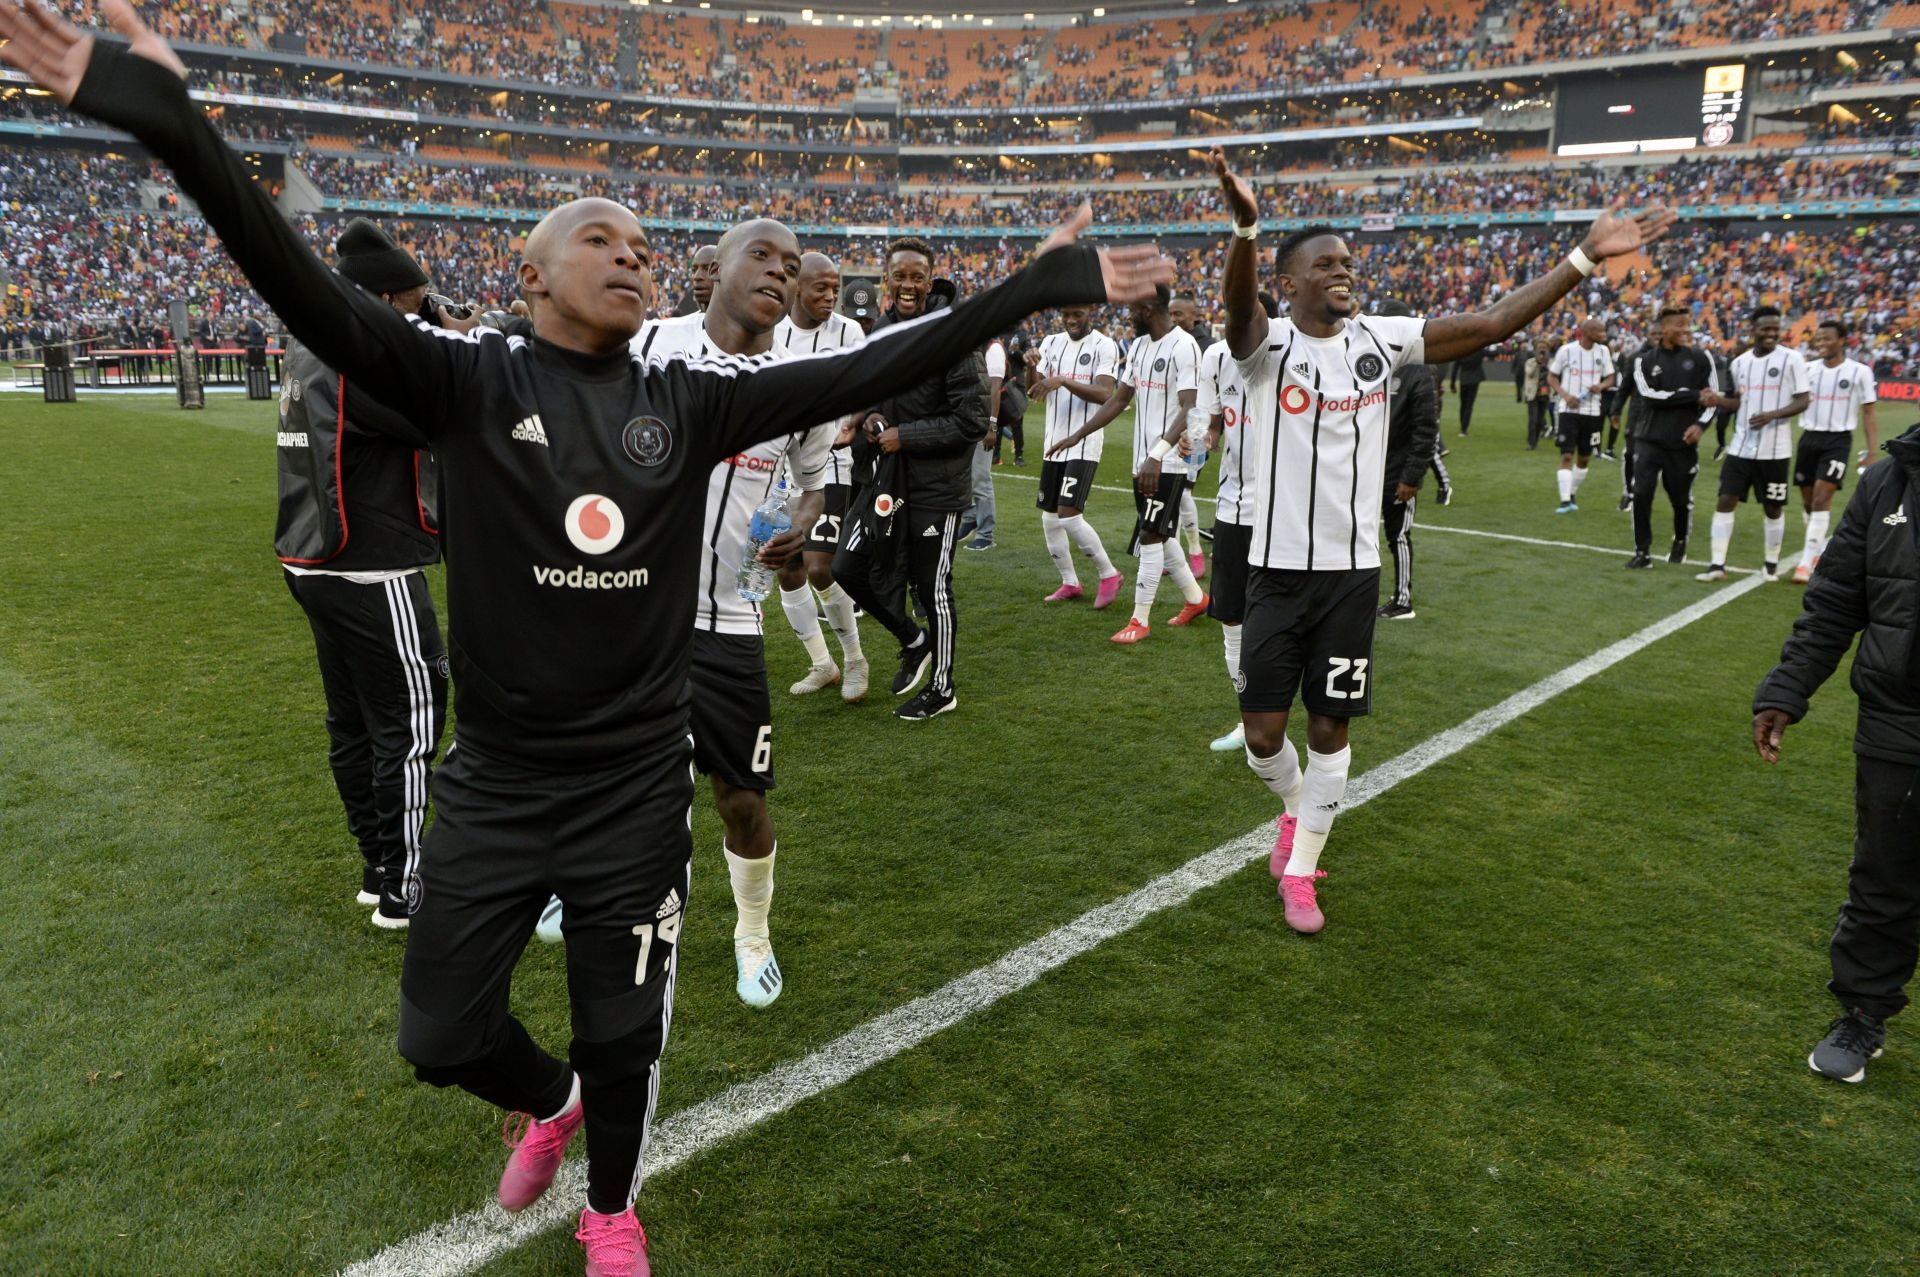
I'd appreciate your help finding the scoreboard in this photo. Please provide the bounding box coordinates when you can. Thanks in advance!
[1554,64,1748,156]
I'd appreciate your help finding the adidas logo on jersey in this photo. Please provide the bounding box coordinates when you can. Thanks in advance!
[1885,504,1908,527]
[923,524,940,537]
[1292,361,1310,377]
[656,888,683,920]
[511,414,549,446]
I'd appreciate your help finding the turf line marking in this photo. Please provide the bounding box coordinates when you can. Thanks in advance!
[991,469,1753,573]
[340,570,1772,1277]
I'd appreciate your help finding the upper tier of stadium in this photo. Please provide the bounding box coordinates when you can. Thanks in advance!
[15,0,1904,110]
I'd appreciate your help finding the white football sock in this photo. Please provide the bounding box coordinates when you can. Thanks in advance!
[1222,623,1241,690]
[780,585,832,666]
[1041,512,1077,586]
[541,1073,581,1125]
[1711,511,1735,566]
[1132,540,1163,624]
[1804,510,1830,562]
[1286,745,1351,877]
[1557,468,1573,502]
[1763,514,1785,566]
[724,842,775,942]
[1179,489,1202,553]
[1163,542,1205,604]
[1245,738,1302,815]
[1061,513,1116,578]
[1570,463,1589,494]
[819,581,864,661]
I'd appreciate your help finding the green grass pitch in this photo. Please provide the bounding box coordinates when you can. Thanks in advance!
[1,389,1915,1276]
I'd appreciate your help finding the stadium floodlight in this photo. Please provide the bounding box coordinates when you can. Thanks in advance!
[1092,6,1104,14]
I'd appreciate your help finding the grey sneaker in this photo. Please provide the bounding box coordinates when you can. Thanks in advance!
[1809,1009,1886,1083]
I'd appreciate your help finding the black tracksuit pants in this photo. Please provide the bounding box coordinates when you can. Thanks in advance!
[1456,382,1479,433]
[1630,440,1698,555]
[1383,488,1415,608]
[834,502,962,696]
[1831,757,1920,1020]
[285,569,447,903]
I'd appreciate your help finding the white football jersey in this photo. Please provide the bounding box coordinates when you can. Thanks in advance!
[634,314,832,635]
[1236,314,1427,572]
[1122,326,1202,475]
[1036,328,1121,464]
[1198,339,1252,527]
[1803,357,1876,435]
[1729,346,1811,461]
[774,311,864,485]
[1548,340,1616,416]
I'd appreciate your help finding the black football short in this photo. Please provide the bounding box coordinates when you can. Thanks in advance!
[1036,458,1100,513]
[1719,454,1792,505]
[689,630,774,791]
[1133,471,1190,540]
[397,739,694,1061]
[802,482,853,554]
[1239,566,1380,717]
[1207,521,1253,626]
[1556,413,1602,457]
[1793,433,1852,491]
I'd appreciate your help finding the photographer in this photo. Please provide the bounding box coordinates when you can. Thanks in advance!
[277,218,460,929]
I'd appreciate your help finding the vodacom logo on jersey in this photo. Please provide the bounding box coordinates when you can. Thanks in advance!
[1280,384,1385,416]
[565,494,626,555]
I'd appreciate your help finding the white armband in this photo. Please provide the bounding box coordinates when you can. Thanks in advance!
[1232,222,1259,240]
[1149,438,1178,461]
[1567,246,1597,277]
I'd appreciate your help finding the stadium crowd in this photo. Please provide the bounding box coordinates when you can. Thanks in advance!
[7,201,1914,384]
[38,0,1888,107]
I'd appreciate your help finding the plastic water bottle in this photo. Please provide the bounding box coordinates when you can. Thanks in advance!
[1186,408,1210,473]
[735,477,793,603]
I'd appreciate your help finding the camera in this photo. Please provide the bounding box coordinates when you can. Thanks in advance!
[421,292,474,324]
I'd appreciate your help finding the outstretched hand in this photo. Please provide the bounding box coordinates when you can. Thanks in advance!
[1036,202,1175,306]
[0,0,186,103]
[1210,146,1259,228]
[1580,197,1679,260]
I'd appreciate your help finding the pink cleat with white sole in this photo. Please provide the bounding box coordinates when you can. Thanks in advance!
[1280,871,1328,934]
[577,1207,651,1277]
[1044,583,1084,603]
[1093,572,1125,610]
[498,1092,585,1212]
[1269,814,1297,880]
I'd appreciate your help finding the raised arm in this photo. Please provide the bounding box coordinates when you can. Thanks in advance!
[1210,148,1266,361]
[0,0,464,432]
[668,217,1170,460]
[1422,200,1676,365]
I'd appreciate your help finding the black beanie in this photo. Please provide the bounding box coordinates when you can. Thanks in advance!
[334,218,428,295]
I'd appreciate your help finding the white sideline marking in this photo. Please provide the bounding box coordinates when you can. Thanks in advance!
[992,469,1754,573]
[340,570,1774,1277]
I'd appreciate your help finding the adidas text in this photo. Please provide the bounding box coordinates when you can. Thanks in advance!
[512,415,550,446]
[1885,505,1907,527]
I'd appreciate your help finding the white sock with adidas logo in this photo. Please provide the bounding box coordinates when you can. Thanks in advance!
[1286,746,1351,878]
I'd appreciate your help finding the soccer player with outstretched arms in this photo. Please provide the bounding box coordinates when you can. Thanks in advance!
[0,4,1175,1271]
[1209,145,1673,935]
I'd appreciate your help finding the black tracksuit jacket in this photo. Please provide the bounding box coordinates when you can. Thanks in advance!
[1383,364,1441,490]
[1754,425,1920,766]
[80,46,1110,770]
[1629,341,1719,447]
[860,280,991,512]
